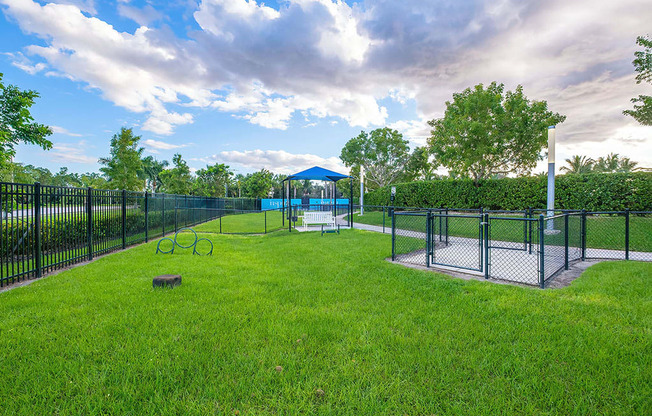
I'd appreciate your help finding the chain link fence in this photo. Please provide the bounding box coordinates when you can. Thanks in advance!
[391,208,652,288]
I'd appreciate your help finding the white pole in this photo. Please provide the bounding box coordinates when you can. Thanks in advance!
[360,165,364,215]
[547,126,556,230]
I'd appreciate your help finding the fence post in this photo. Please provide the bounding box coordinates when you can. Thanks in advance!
[391,210,396,261]
[162,193,166,236]
[121,189,127,249]
[87,187,93,260]
[625,209,630,260]
[34,182,42,278]
[479,207,484,268]
[539,214,545,289]
[564,213,569,270]
[581,209,586,261]
[445,207,449,245]
[528,207,533,254]
[382,206,385,233]
[144,191,149,243]
[426,211,431,267]
[484,213,489,279]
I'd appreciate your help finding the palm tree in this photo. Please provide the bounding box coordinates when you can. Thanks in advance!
[141,156,169,193]
[617,157,639,172]
[594,153,620,173]
[560,155,594,174]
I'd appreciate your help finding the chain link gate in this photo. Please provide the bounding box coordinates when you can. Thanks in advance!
[427,212,484,272]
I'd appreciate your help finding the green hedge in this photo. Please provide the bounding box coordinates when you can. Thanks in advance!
[364,173,652,211]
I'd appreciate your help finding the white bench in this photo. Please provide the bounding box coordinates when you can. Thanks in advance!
[299,211,336,231]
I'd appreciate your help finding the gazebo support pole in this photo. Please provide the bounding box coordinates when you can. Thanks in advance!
[349,179,353,228]
[288,179,292,232]
[332,182,336,218]
[281,179,285,227]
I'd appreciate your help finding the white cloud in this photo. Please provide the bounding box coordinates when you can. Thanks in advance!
[117,4,163,26]
[0,0,650,151]
[214,149,346,174]
[50,141,96,164]
[142,138,188,151]
[50,125,83,137]
[5,51,46,74]
[387,119,430,147]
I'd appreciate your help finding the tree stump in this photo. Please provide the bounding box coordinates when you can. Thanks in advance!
[153,274,182,288]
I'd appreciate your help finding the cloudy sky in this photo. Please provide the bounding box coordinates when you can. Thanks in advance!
[1,0,651,175]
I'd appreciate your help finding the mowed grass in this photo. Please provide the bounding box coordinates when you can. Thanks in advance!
[350,211,652,251]
[0,226,651,415]
[194,210,284,234]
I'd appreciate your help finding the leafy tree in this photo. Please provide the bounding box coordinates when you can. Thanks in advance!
[78,172,108,188]
[404,146,439,181]
[99,128,144,191]
[623,36,652,125]
[141,156,169,193]
[270,174,287,198]
[340,127,411,189]
[194,163,233,197]
[0,162,52,183]
[560,155,594,174]
[159,153,193,195]
[0,73,53,166]
[242,169,273,198]
[427,82,566,183]
[230,173,245,197]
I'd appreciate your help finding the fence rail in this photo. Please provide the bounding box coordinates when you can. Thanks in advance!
[0,182,262,287]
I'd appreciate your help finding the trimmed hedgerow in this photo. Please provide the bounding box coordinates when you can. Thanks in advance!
[364,172,652,211]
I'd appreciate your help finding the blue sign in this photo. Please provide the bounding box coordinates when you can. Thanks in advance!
[261,198,349,210]
[261,199,301,210]
[309,198,349,205]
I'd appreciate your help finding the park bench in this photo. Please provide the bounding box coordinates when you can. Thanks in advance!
[299,211,336,231]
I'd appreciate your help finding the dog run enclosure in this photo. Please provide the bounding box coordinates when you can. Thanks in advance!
[391,208,652,288]
[282,166,353,232]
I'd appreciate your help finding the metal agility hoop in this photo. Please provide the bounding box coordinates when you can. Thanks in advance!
[156,227,212,256]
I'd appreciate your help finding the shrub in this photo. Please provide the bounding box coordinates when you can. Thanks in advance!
[364,172,652,211]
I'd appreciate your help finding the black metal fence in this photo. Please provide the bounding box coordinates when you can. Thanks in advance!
[388,207,652,288]
[0,182,261,287]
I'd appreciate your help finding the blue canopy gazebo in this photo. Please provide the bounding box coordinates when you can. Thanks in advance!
[282,166,353,231]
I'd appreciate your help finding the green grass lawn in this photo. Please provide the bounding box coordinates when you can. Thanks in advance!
[350,211,652,251]
[0,227,650,415]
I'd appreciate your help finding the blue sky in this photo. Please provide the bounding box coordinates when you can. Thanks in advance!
[1,0,651,175]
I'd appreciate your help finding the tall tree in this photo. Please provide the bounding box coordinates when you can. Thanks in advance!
[593,153,642,173]
[160,153,193,195]
[340,127,410,189]
[99,128,144,191]
[593,153,621,173]
[194,163,233,197]
[616,157,639,173]
[242,169,273,198]
[623,36,652,125]
[0,73,53,166]
[141,156,169,193]
[404,146,439,181]
[428,82,565,183]
[560,155,594,174]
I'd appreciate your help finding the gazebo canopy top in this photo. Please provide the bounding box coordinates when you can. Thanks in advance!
[285,166,351,182]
